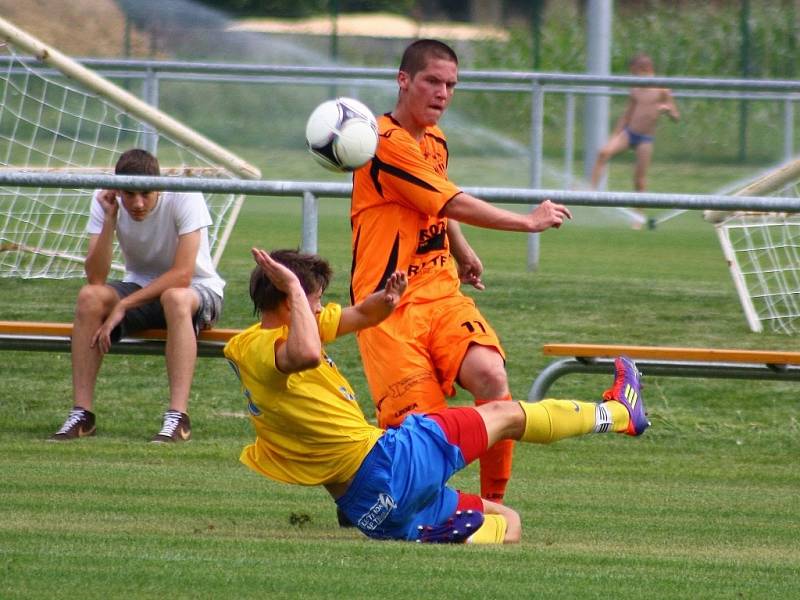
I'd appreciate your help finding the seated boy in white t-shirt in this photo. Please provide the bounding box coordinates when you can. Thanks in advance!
[50,148,224,443]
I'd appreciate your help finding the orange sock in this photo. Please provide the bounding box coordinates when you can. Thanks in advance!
[475,396,515,503]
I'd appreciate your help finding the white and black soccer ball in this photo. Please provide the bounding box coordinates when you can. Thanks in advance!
[305,97,378,172]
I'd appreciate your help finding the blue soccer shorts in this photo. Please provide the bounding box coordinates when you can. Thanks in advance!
[335,409,488,541]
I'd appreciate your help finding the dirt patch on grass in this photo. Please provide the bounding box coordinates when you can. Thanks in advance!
[0,0,151,57]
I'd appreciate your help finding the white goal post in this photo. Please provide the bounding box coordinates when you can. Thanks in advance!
[705,157,800,334]
[0,16,261,279]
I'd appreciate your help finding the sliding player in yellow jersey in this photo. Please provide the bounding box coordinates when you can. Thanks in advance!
[224,248,649,544]
[351,39,572,503]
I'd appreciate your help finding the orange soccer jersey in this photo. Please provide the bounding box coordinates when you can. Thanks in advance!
[351,114,505,426]
[350,114,462,305]
[351,114,513,502]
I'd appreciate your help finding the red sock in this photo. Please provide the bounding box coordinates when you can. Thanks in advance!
[475,395,515,503]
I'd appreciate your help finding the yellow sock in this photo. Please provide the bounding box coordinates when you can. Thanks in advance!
[518,399,597,443]
[519,400,631,441]
[604,400,631,433]
[467,514,507,544]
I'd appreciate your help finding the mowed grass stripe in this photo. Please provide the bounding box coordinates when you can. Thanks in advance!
[2,165,799,598]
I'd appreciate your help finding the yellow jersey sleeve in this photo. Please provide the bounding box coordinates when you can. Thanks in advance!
[224,322,289,389]
[316,302,342,344]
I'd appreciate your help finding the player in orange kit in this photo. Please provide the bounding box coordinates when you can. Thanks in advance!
[350,39,572,503]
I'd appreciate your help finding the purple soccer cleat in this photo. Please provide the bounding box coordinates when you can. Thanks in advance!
[602,356,650,436]
[416,510,485,544]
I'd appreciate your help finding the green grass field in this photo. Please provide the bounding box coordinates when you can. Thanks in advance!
[2,163,799,598]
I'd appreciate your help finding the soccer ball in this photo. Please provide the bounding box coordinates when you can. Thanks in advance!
[305,97,378,172]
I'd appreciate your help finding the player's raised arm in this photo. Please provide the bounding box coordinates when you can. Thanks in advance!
[660,89,680,121]
[84,190,119,284]
[337,271,407,336]
[443,193,572,234]
[252,248,322,373]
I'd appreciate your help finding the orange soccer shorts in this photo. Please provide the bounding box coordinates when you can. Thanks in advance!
[357,293,505,429]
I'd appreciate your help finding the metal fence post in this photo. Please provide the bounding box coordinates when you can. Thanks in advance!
[141,67,159,154]
[527,79,544,271]
[564,92,576,189]
[302,190,319,254]
[784,98,795,162]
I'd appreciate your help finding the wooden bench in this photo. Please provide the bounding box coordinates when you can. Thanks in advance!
[529,343,800,400]
[0,320,241,358]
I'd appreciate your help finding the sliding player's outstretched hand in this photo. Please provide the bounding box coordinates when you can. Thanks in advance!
[528,199,572,231]
[382,271,407,309]
[251,247,299,293]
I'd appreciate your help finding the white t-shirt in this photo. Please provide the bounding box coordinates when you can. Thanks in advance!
[87,190,225,298]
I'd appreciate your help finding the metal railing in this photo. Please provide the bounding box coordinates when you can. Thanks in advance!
[2,171,797,256]
[3,56,800,265]
[3,55,799,173]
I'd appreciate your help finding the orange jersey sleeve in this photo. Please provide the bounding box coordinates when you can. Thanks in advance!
[350,115,462,304]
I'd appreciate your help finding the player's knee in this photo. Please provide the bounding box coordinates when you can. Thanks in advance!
[503,509,522,543]
[597,147,614,162]
[483,501,522,543]
[479,400,519,418]
[160,288,195,321]
[475,401,526,440]
[466,363,508,399]
[75,284,114,317]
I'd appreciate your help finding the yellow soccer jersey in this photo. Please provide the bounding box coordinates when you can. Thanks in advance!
[350,114,463,305]
[224,303,383,486]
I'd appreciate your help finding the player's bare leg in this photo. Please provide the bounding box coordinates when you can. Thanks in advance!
[458,344,514,503]
[161,287,200,414]
[71,284,120,410]
[52,284,118,440]
[149,287,200,443]
[590,129,630,189]
[633,142,653,192]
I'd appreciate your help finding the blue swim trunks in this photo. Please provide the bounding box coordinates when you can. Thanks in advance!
[335,414,466,541]
[625,126,654,148]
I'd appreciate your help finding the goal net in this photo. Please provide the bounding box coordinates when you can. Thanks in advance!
[707,159,800,333]
[0,16,260,279]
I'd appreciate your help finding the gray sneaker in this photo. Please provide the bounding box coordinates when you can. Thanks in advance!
[50,408,96,441]
[151,410,191,443]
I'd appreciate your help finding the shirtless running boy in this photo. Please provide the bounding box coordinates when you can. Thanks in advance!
[590,53,680,227]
